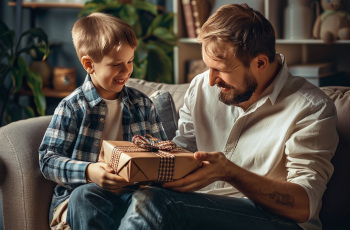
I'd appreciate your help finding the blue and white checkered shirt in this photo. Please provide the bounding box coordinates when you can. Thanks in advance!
[39,75,166,208]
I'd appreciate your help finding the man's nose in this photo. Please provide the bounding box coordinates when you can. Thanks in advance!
[209,68,219,86]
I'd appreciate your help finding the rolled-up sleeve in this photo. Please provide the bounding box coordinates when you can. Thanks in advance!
[285,100,338,220]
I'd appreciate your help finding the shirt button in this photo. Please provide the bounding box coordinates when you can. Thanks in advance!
[94,141,99,146]
[100,118,104,123]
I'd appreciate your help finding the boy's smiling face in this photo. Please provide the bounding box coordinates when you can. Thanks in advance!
[86,45,135,100]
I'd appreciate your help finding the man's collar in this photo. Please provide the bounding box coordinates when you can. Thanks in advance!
[263,53,289,105]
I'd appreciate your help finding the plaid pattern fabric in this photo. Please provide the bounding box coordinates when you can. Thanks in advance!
[155,150,175,182]
[39,74,167,209]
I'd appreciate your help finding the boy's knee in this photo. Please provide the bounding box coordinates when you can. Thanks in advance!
[69,183,103,205]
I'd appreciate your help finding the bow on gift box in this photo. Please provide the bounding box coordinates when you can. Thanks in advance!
[132,134,177,152]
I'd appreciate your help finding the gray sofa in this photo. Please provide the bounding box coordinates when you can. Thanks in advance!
[0,78,349,230]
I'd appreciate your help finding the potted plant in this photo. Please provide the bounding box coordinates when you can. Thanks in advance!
[79,0,175,83]
[0,21,49,126]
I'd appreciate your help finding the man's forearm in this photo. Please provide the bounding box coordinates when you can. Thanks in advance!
[225,161,309,223]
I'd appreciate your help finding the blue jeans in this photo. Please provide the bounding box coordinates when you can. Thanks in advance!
[66,183,137,229]
[119,186,302,230]
[66,184,301,230]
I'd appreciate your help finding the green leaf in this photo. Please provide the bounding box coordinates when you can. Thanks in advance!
[134,0,157,16]
[146,43,173,83]
[132,58,147,80]
[152,27,175,43]
[119,4,137,27]
[134,39,148,63]
[146,13,173,37]
[24,106,35,118]
[26,68,46,116]
[16,28,49,60]
[11,56,27,92]
[160,12,174,32]
[0,30,14,53]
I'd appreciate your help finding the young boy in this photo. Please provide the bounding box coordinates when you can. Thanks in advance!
[38,13,167,229]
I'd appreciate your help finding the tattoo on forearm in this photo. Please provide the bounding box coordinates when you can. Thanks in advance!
[264,191,294,208]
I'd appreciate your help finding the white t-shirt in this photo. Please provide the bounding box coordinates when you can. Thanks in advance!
[101,96,123,142]
[173,54,339,230]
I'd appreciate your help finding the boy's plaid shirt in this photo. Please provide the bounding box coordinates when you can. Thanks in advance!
[39,75,166,207]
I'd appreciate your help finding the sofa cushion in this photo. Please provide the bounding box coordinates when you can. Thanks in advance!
[150,91,178,140]
[320,87,350,229]
[126,78,190,119]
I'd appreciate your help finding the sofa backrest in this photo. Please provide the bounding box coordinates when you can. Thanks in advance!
[0,115,55,230]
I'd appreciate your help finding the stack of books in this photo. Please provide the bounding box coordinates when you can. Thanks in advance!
[289,63,342,87]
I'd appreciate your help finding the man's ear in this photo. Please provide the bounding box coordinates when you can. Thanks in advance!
[255,55,268,69]
[81,56,94,74]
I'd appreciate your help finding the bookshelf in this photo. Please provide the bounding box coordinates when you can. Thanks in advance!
[174,0,350,84]
[8,0,79,99]
[8,2,84,9]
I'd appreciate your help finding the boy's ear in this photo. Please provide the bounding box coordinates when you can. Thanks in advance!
[81,56,94,74]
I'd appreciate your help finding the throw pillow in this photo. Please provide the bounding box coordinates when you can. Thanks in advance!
[150,91,178,140]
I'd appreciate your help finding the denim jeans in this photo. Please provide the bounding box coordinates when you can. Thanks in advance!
[66,183,301,230]
[66,183,138,229]
[119,186,302,230]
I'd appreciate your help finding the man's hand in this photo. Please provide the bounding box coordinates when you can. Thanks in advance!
[86,162,133,189]
[163,151,234,192]
[164,151,310,223]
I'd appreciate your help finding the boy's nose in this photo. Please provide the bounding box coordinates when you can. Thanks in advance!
[120,63,132,74]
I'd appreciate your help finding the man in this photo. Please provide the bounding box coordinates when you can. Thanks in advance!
[119,4,338,230]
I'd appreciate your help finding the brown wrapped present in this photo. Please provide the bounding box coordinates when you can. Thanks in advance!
[99,136,202,183]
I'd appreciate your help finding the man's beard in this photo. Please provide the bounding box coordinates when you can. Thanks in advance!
[218,74,257,105]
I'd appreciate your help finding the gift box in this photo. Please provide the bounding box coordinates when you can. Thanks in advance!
[99,137,202,183]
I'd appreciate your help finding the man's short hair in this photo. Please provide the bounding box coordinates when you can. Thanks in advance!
[72,12,138,62]
[198,4,276,67]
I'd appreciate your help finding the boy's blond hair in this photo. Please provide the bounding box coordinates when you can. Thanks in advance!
[72,12,138,63]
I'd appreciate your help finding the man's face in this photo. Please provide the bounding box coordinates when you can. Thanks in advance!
[90,45,134,100]
[202,45,258,106]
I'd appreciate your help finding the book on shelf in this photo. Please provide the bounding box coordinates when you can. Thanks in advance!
[191,0,211,36]
[181,0,197,38]
[289,63,336,77]
[181,0,211,38]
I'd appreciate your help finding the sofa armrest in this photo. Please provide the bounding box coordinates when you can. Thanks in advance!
[0,116,56,230]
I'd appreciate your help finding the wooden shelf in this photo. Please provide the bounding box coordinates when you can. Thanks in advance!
[8,2,84,9]
[20,88,73,98]
[178,38,350,45]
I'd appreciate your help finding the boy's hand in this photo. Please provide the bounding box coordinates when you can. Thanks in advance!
[86,162,133,189]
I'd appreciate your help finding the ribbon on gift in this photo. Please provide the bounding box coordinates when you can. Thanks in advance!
[110,135,177,182]
[132,134,177,151]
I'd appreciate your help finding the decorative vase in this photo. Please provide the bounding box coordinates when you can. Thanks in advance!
[53,67,76,92]
[284,0,317,39]
[29,60,52,87]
